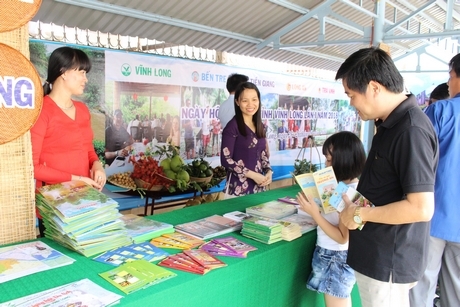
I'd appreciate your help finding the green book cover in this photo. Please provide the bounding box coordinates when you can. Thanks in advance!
[99,259,176,294]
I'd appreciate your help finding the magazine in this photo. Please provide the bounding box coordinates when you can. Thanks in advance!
[293,166,338,214]
[174,215,242,240]
[0,241,75,284]
[93,242,169,266]
[99,259,176,294]
[120,214,174,243]
[245,201,297,219]
[279,213,318,234]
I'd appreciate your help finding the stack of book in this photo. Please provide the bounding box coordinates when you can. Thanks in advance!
[150,231,205,249]
[241,216,283,244]
[36,180,131,257]
[280,213,318,234]
[99,259,176,294]
[245,200,297,219]
[279,221,302,241]
[158,249,226,275]
[174,215,242,240]
[120,214,174,243]
[93,242,170,266]
[200,236,257,258]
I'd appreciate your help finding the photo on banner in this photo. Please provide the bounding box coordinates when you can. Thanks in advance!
[30,39,364,180]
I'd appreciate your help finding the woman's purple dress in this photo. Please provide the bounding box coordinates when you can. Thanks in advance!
[220,118,271,196]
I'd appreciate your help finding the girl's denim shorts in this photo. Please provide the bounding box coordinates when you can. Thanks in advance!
[306,245,356,298]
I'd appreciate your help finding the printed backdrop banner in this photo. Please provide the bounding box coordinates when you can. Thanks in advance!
[29,40,360,181]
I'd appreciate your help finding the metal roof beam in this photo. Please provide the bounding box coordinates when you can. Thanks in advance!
[391,0,443,28]
[384,30,460,41]
[445,0,454,30]
[278,39,369,49]
[257,0,337,49]
[55,0,262,44]
[384,0,437,33]
[436,0,460,24]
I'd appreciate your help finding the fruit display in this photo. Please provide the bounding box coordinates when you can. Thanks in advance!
[131,156,174,190]
[107,172,137,190]
[186,158,213,179]
[154,144,189,192]
[212,166,226,179]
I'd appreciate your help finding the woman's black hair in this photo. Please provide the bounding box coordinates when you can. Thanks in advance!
[43,46,91,96]
[233,82,265,138]
[322,131,366,182]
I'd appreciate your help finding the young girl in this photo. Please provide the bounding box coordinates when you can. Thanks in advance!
[297,131,366,307]
[220,82,272,198]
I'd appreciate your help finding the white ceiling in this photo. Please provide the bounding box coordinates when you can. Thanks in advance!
[32,0,460,72]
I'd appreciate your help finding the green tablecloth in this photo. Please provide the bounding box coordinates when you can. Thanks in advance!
[0,185,361,307]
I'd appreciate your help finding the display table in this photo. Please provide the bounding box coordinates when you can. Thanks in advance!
[0,186,361,307]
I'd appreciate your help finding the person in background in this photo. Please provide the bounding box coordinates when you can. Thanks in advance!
[167,115,180,147]
[221,82,272,198]
[30,46,106,236]
[336,47,438,307]
[105,109,133,166]
[211,118,222,156]
[218,73,249,129]
[409,54,460,307]
[297,131,366,307]
[201,106,211,157]
[428,82,449,106]
[183,119,195,159]
[126,114,140,141]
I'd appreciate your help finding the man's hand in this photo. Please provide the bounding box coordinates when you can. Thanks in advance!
[339,194,361,230]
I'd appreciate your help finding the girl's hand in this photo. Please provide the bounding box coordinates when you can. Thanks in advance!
[259,171,273,187]
[296,192,321,217]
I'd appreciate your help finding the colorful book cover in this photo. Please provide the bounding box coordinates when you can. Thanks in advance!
[0,241,75,284]
[277,196,299,205]
[280,213,317,234]
[183,249,227,269]
[0,278,122,307]
[311,166,338,214]
[200,241,244,257]
[212,237,257,253]
[329,181,374,230]
[99,259,176,294]
[120,214,174,243]
[36,180,118,220]
[150,237,191,249]
[158,255,207,275]
[293,173,323,212]
[93,242,169,266]
[161,232,205,248]
[223,211,252,222]
[174,215,242,240]
[329,181,374,212]
[245,201,297,220]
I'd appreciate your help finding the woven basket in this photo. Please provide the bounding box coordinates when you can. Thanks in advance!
[134,178,163,191]
[190,175,213,184]
[0,43,43,144]
[0,0,42,33]
[0,25,37,244]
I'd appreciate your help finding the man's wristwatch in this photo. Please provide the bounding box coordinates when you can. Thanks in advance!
[353,207,363,225]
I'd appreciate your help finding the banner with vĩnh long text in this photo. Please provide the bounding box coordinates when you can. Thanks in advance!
[29,40,360,181]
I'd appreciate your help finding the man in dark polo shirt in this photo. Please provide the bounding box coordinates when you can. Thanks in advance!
[335,47,439,307]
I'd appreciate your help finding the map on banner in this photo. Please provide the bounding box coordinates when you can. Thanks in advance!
[0,241,75,284]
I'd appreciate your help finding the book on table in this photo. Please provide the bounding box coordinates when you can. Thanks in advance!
[277,196,299,205]
[99,259,176,294]
[120,214,174,243]
[93,242,170,266]
[245,200,297,219]
[200,236,257,258]
[241,216,283,244]
[0,241,75,284]
[293,166,338,214]
[36,180,132,257]
[279,213,317,234]
[0,278,122,307]
[174,214,242,240]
